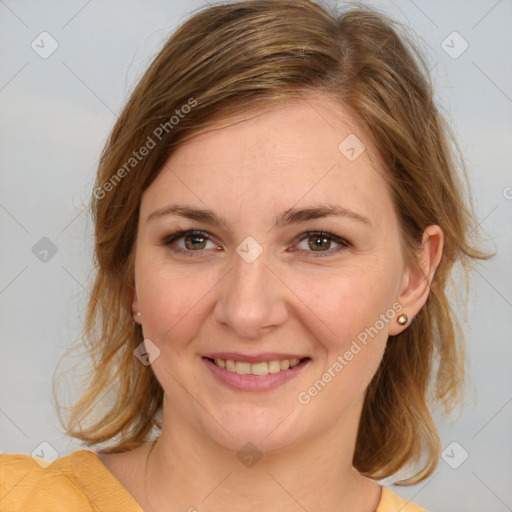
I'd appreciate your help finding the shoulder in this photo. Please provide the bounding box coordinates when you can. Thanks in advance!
[377,486,429,512]
[0,451,93,511]
[0,450,142,512]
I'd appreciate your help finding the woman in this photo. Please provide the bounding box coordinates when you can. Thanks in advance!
[0,1,487,510]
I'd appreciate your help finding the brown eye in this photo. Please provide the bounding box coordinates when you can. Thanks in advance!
[308,235,332,251]
[163,230,219,256]
[183,233,208,250]
[294,231,349,257]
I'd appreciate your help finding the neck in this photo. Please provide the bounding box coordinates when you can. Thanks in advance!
[143,395,381,512]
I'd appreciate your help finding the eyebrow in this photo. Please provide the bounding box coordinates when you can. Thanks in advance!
[146,203,371,228]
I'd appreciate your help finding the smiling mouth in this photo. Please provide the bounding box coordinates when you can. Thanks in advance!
[204,357,310,376]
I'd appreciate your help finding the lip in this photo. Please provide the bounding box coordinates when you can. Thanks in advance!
[202,356,311,392]
[202,352,307,363]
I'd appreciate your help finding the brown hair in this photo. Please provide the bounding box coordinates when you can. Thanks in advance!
[54,0,489,484]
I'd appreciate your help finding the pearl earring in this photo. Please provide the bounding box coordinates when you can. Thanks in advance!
[397,313,408,325]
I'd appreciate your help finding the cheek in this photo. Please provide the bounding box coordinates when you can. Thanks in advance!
[296,275,394,408]
[293,266,397,396]
[134,257,221,347]
[294,264,398,343]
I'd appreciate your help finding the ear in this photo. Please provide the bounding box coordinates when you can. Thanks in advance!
[388,225,444,335]
[131,286,142,324]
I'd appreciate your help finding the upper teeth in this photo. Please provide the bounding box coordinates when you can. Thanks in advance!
[213,358,302,376]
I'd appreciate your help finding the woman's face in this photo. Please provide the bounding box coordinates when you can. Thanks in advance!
[133,95,411,452]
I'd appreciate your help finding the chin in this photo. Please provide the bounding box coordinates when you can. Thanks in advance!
[195,405,309,457]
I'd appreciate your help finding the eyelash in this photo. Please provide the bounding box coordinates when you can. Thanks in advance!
[162,229,350,258]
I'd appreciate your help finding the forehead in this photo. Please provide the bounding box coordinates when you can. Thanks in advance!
[173,96,375,168]
[141,95,394,227]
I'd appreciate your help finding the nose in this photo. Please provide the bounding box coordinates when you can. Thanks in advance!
[213,245,289,340]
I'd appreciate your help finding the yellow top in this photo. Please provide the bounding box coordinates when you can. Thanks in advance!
[0,450,427,511]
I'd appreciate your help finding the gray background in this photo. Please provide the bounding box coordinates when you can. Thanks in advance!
[0,0,511,510]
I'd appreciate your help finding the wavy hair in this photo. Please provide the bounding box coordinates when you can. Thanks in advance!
[54,0,489,485]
